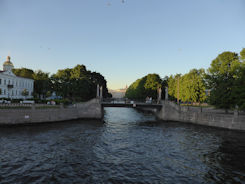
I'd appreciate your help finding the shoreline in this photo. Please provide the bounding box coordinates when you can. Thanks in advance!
[0,99,103,125]
[157,100,245,131]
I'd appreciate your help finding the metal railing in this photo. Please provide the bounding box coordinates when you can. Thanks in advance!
[0,103,62,109]
[102,98,159,104]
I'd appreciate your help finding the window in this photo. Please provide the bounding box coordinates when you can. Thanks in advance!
[0,79,1,85]
[4,89,6,95]
[4,80,6,85]
[0,88,2,95]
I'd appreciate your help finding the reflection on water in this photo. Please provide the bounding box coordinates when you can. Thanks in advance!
[0,107,245,183]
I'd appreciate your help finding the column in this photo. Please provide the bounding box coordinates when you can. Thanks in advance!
[165,87,168,101]
[100,86,103,100]
[96,84,100,98]
[157,87,162,104]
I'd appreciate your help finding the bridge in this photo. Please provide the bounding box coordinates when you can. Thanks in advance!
[97,84,165,110]
[101,99,162,110]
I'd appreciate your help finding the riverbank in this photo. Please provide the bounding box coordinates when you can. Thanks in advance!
[157,100,245,131]
[1,107,245,183]
[0,99,102,125]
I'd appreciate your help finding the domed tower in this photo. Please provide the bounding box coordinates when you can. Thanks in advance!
[3,56,14,71]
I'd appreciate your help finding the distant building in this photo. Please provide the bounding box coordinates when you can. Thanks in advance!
[109,85,128,98]
[0,56,34,99]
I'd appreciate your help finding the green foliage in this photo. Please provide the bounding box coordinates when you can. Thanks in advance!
[208,52,240,78]
[12,68,34,79]
[12,68,51,99]
[51,64,110,102]
[167,74,180,101]
[12,64,109,102]
[167,69,206,103]
[231,66,245,110]
[33,70,51,99]
[206,50,245,110]
[125,74,162,100]
[240,48,245,62]
[13,65,110,101]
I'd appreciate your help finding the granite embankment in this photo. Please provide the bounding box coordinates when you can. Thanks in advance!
[0,99,102,125]
[157,101,245,131]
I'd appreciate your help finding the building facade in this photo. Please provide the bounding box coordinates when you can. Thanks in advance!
[0,56,34,99]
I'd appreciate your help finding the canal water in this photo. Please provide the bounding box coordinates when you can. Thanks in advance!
[0,108,245,184]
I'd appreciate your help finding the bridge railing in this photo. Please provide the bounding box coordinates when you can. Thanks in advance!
[102,98,159,104]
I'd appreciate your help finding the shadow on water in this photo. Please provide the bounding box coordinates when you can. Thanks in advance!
[0,119,104,136]
[0,107,245,183]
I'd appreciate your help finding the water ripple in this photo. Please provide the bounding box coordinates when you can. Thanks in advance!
[0,108,245,183]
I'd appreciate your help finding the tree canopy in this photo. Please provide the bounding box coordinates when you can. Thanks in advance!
[125,74,162,100]
[167,69,206,103]
[33,70,51,99]
[206,50,245,110]
[12,64,110,102]
[51,64,110,101]
[240,48,245,62]
[12,68,34,79]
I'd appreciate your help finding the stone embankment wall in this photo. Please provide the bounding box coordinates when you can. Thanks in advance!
[157,101,245,131]
[0,99,102,125]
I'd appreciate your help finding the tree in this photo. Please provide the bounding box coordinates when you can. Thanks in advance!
[89,71,110,98]
[240,48,245,62]
[206,51,241,110]
[33,70,51,99]
[51,68,72,99]
[231,65,245,110]
[167,75,178,101]
[161,76,168,100]
[12,68,34,79]
[144,74,162,98]
[181,69,206,103]
[125,74,162,100]
[51,65,110,101]
[167,70,206,104]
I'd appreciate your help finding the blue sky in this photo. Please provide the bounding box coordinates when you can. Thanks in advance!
[0,0,245,89]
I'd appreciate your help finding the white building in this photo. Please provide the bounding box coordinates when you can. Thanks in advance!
[0,56,34,99]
